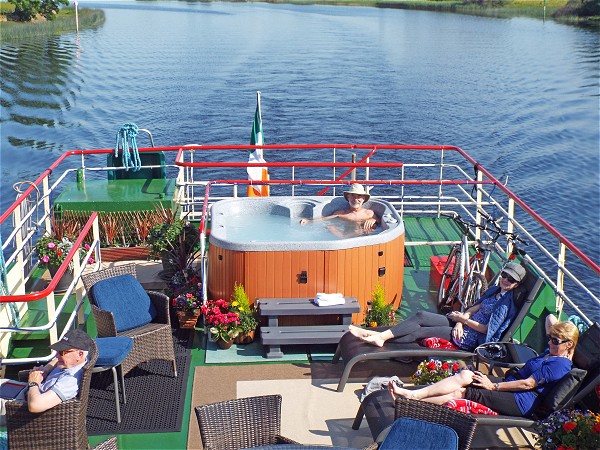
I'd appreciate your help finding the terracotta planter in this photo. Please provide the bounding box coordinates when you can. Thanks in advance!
[48,265,74,293]
[175,309,201,329]
[234,329,256,345]
[217,338,234,350]
[100,246,150,262]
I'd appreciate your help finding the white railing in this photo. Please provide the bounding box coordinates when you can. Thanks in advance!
[0,144,597,367]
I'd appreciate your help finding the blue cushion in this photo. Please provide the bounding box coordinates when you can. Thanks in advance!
[90,274,157,332]
[379,417,459,450]
[95,336,134,367]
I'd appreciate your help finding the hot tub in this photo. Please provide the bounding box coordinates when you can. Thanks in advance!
[207,196,405,323]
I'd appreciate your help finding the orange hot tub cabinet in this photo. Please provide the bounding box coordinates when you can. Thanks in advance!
[207,235,404,324]
[206,196,405,325]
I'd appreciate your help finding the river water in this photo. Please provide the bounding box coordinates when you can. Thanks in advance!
[0,1,598,268]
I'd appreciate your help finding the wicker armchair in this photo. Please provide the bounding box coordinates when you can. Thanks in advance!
[6,341,98,450]
[91,436,119,450]
[194,394,299,449]
[81,263,177,377]
[360,393,477,450]
[393,398,477,450]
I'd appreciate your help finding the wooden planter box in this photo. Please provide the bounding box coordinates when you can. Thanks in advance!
[100,246,150,262]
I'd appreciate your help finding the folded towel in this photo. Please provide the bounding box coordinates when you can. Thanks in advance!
[444,399,499,415]
[419,337,459,350]
[314,293,345,306]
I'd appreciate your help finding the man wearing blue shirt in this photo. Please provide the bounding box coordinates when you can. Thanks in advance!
[0,329,93,423]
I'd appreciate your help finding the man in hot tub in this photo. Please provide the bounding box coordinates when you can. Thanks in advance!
[299,184,380,234]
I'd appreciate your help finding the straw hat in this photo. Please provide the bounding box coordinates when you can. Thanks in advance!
[343,184,370,201]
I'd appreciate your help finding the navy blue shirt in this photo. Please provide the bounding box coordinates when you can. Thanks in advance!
[506,350,572,416]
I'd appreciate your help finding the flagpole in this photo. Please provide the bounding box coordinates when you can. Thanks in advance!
[257,91,262,124]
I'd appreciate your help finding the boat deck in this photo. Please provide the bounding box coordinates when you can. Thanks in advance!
[3,216,546,449]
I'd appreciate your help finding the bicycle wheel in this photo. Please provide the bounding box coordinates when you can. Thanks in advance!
[440,276,462,313]
[437,247,461,309]
[461,272,489,310]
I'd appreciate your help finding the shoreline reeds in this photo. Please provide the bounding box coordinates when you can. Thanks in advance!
[1,8,105,42]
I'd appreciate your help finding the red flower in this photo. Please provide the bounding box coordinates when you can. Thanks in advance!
[557,446,575,450]
[452,362,460,371]
[562,421,577,432]
[427,361,437,371]
[441,362,449,370]
[592,422,600,433]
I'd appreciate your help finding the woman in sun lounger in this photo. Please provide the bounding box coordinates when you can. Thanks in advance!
[387,316,578,417]
[348,262,527,351]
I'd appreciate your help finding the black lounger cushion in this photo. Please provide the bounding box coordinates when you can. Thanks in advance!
[535,368,587,418]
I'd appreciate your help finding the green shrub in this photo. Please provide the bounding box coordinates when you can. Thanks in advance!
[364,282,395,327]
[230,282,258,333]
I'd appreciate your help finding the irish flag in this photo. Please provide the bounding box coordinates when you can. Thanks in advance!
[247,91,269,196]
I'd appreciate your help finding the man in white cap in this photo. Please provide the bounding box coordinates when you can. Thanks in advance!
[0,328,93,421]
[299,183,380,232]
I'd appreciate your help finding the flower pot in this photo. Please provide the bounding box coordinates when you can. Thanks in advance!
[48,265,74,293]
[175,309,201,329]
[217,338,234,350]
[234,329,256,345]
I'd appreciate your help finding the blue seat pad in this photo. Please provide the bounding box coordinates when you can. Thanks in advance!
[90,274,157,332]
[95,336,134,367]
[379,417,459,450]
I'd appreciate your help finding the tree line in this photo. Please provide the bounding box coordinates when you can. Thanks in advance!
[7,0,69,22]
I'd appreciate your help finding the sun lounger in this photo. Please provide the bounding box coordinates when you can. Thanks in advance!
[333,267,544,391]
[355,322,599,442]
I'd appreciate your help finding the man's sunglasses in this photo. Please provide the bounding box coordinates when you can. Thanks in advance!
[58,349,78,356]
[547,335,570,345]
[500,272,517,284]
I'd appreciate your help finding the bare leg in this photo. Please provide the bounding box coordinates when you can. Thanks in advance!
[389,370,474,401]
[348,326,394,347]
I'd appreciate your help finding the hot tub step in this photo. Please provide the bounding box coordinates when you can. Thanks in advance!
[260,325,349,358]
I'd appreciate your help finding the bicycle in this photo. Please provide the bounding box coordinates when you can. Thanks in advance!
[436,213,487,312]
[437,212,526,312]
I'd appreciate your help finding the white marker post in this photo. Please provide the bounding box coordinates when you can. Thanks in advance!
[74,0,79,33]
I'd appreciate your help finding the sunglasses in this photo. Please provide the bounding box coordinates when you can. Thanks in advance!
[500,272,517,284]
[547,335,570,345]
[58,349,78,356]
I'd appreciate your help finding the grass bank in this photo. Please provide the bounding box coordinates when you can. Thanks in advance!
[0,7,105,42]
[270,0,598,24]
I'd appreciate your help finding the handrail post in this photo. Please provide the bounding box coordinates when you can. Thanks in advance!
[506,198,515,256]
[42,177,51,234]
[556,243,566,314]
[475,170,483,240]
[73,248,84,327]
[437,149,444,217]
[47,290,58,344]
[11,206,25,296]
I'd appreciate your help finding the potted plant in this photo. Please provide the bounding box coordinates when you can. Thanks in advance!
[229,282,258,344]
[170,271,203,329]
[147,205,201,280]
[200,299,242,349]
[364,282,395,327]
[34,215,94,292]
[534,409,600,450]
[410,359,460,385]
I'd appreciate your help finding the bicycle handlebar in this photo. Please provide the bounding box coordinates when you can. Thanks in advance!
[441,212,528,245]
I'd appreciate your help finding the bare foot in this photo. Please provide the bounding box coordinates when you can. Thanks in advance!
[348,325,387,347]
[348,325,368,338]
[361,334,386,347]
[388,382,416,401]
